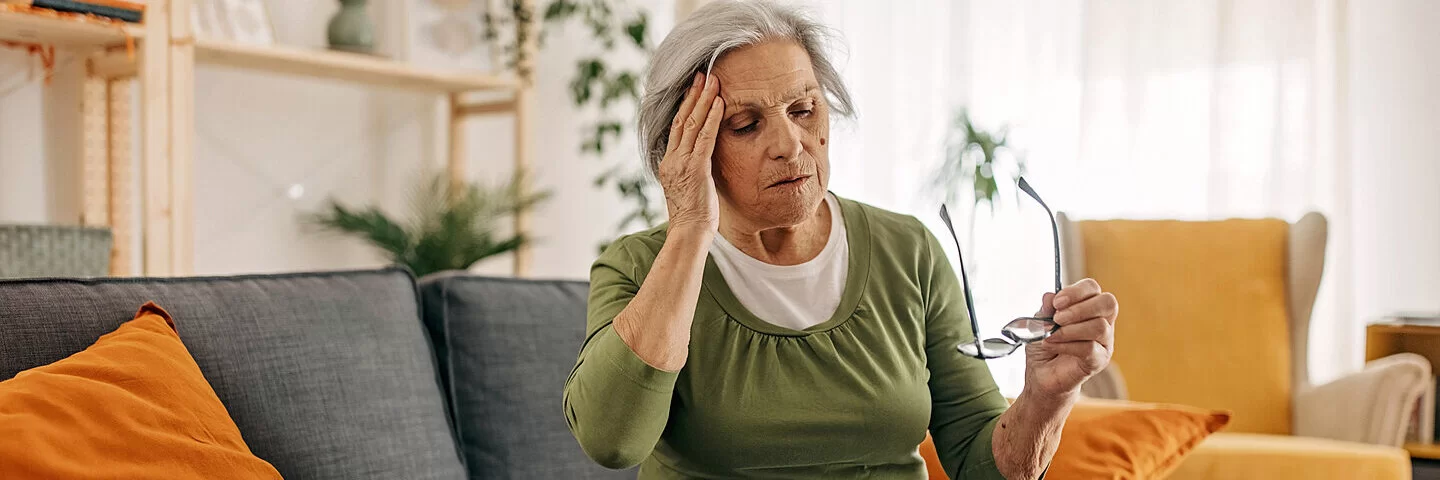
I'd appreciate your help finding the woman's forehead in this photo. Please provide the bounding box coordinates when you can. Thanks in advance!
[723,84,820,111]
[711,41,820,108]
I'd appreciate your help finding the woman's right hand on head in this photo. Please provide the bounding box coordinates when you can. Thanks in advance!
[659,72,724,235]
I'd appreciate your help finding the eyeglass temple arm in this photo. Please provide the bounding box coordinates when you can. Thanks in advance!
[1018,177,1063,294]
[938,205,983,341]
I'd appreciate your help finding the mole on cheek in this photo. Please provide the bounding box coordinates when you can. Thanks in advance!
[820,137,827,146]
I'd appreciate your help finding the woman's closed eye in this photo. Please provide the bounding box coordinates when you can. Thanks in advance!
[728,100,815,135]
[794,98,817,118]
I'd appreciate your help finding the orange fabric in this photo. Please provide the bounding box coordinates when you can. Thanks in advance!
[0,302,282,479]
[919,432,948,479]
[1078,218,1294,435]
[919,399,1229,480]
[1048,399,1231,479]
[1169,433,1411,480]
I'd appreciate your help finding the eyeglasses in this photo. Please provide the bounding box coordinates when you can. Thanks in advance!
[939,177,1063,359]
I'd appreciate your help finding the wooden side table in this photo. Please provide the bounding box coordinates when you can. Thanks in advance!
[1367,323,1440,467]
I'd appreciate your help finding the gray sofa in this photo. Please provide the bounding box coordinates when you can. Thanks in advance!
[0,267,631,479]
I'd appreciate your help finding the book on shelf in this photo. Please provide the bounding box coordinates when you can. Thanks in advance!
[1,0,144,23]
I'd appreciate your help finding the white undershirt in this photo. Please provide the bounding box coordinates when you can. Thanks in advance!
[710,193,849,331]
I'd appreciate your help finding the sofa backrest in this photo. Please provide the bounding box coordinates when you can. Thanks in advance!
[419,273,633,479]
[0,268,466,479]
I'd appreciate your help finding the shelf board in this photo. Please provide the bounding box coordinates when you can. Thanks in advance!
[1408,443,1440,460]
[1368,323,1440,336]
[0,8,141,48]
[194,39,518,93]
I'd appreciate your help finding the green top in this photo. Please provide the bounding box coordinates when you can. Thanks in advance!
[563,194,1010,479]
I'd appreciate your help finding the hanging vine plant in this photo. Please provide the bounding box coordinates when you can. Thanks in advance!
[485,0,660,251]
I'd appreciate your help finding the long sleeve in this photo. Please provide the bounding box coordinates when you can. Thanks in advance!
[919,224,1011,480]
[563,238,679,469]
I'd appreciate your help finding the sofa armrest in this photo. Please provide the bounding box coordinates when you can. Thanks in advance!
[1295,353,1432,446]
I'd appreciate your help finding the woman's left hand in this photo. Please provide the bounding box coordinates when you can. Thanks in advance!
[1023,278,1119,399]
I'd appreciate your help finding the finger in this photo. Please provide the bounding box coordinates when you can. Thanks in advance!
[678,73,720,154]
[666,73,705,154]
[1055,292,1117,326]
[694,96,725,164]
[1035,292,1056,317]
[1052,278,1101,310]
[1045,317,1113,350]
[1035,341,1109,373]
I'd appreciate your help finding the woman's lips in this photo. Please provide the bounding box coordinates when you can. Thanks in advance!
[769,175,812,189]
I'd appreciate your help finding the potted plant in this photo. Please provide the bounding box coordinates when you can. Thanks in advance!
[486,0,659,251]
[304,171,549,277]
[932,108,1026,272]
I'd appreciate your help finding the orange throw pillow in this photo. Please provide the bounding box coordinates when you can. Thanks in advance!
[0,302,282,479]
[919,398,1229,480]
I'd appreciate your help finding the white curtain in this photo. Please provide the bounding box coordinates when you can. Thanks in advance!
[794,0,1352,396]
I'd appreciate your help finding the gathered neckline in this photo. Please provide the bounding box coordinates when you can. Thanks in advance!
[701,192,872,337]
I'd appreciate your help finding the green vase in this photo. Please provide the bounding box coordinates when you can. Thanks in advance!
[327,0,375,54]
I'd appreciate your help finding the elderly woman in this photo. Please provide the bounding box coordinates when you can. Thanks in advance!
[563,1,1118,479]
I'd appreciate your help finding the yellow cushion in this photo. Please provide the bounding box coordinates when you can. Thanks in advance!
[1079,218,1293,435]
[918,398,1230,479]
[1168,433,1411,480]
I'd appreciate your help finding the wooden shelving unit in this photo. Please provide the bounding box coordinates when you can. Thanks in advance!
[3,1,537,277]
[193,39,519,93]
[0,8,141,46]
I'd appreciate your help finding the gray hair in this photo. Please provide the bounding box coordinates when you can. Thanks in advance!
[637,0,856,178]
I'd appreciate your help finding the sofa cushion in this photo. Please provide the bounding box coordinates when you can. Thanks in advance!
[1045,398,1231,479]
[919,398,1231,479]
[419,273,633,479]
[0,302,282,478]
[0,268,465,479]
[1167,433,1411,480]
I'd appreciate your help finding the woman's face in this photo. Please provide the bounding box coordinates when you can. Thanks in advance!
[711,40,831,230]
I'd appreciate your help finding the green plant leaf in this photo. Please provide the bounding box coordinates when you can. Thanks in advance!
[522,0,664,236]
[304,201,412,263]
[601,72,639,109]
[597,120,624,142]
[624,13,648,48]
[570,58,605,106]
[583,0,616,50]
[931,107,1024,211]
[544,0,579,21]
[304,171,549,278]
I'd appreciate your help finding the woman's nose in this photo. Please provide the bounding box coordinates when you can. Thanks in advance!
[762,118,805,161]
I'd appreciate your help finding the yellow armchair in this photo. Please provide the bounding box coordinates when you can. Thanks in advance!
[1056,211,1431,478]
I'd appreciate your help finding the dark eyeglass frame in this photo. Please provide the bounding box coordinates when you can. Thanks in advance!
[939,177,1063,359]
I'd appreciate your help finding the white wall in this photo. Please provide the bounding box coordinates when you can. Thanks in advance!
[0,1,668,281]
[3,0,1440,318]
[0,50,83,225]
[1347,0,1440,323]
